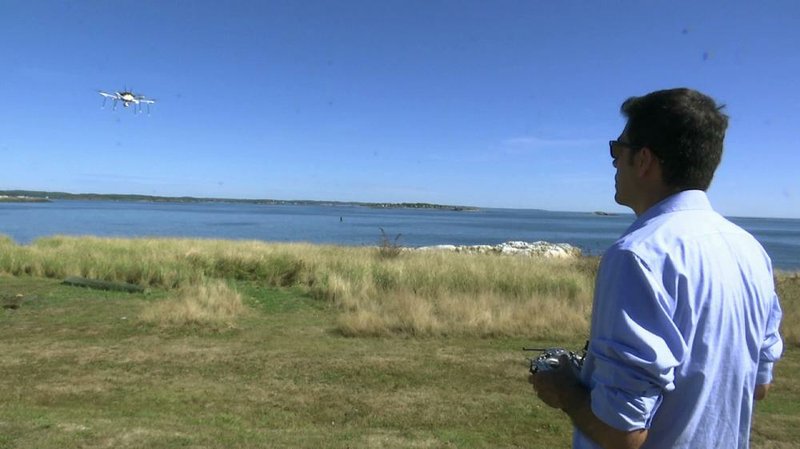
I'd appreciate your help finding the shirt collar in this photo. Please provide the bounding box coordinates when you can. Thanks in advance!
[626,190,713,233]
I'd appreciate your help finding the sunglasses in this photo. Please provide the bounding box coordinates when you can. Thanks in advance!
[608,140,644,158]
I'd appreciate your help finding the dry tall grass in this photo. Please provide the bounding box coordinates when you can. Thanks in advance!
[1,235,796,343]
[0,236,594,338]
[140,278,246,329]
[776,272,800,347]
[323,252,595,338]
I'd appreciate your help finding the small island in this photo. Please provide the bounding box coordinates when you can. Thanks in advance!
[0,190,478,211]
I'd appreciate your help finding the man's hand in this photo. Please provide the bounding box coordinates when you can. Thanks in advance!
[755,384,770,401]
[528,354,584,411]
[528,354,648,449]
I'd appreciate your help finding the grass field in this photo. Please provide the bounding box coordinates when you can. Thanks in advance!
[1,237,798,448]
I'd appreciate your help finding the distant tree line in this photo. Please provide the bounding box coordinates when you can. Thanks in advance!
[0,190,477,211]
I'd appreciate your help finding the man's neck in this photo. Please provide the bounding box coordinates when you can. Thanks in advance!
[632,186,683,217]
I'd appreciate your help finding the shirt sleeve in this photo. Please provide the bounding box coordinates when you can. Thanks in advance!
[588,248,687,431]
[756,291,783,385]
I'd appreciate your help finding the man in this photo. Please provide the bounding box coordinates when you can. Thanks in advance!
[530,88,783,449]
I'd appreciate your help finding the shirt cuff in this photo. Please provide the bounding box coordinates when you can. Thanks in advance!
[756,361,774,385]
[590,384,661,431]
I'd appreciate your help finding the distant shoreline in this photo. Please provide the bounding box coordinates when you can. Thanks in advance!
[0,190,478,212]
[0,195,49,203]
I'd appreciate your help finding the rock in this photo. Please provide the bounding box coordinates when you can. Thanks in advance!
[414,241,580,258]
[62,276,146,293]
[416,245,457,252]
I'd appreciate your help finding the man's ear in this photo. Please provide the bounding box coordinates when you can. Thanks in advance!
[634,147,659,178]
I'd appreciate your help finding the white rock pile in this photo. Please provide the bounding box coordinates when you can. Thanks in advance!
[414,241,581,259]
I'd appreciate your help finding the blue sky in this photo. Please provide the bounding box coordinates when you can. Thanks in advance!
[1,1,798,218]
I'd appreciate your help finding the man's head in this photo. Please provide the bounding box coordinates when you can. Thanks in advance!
[619,88,729,191]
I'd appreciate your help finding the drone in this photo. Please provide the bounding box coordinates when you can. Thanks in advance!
[98,89,156,114]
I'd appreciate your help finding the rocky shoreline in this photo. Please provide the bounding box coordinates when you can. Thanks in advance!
[414,240,581,258]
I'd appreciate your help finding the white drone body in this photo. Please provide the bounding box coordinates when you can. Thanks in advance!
[98,89,156,114]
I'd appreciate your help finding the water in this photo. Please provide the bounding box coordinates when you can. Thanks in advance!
[1,200,798,270]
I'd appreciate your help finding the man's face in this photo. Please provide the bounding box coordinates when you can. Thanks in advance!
[610,130,639,209]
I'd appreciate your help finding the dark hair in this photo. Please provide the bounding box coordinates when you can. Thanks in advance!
[621,88,728,190]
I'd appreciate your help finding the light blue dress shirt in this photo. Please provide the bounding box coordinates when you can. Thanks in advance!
[574,190,783,449]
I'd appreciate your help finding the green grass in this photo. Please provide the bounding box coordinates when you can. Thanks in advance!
[1,274,798,449]
[0,276,571,448]
[0,236,798,448]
